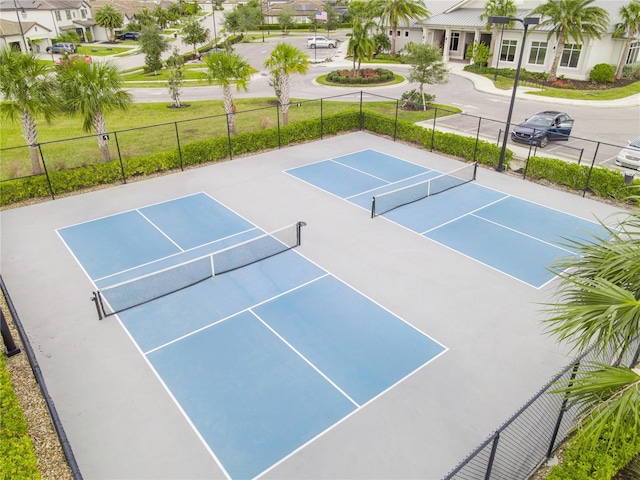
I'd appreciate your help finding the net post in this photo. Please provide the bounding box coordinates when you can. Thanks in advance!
[296,221,306,246]
[91,292,104,320]
[371,197,376,218]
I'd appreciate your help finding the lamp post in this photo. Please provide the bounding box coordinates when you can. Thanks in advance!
[261,0,265,42]
[489,15,539,172]
[13,0,28,53]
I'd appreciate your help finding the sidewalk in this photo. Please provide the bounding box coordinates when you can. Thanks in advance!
[447,61,640,108]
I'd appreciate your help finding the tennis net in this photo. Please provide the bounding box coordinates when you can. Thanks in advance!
[92,221,306,319]
[371,162,477,217]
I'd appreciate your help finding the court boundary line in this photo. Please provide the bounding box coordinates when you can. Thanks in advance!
[330,159,391,183]
[136,209,185,252]
[250,309,360,407]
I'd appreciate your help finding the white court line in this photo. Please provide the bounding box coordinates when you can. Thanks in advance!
[419,194,510,235]
[143,273,330,355]
[136,209,184,252]
[330,158,391,183]
[250,310,360,408]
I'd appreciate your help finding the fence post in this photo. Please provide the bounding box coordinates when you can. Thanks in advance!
[583,142,600,197]
[473,117,481,164]
[320,98,324,140]
[277,104,281,149]
[393,100,399,141]
[577,148,584,166]
[1,309,21,357]
[113,132,127,183]
[547,361,580,458]
[38,144,55,200]
[359,90,364,131]
[174,122,184,171]
[485,432,500,480]
[226,114,233,161]
[430,107,437,152]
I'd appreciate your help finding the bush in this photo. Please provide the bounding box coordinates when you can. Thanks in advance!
[622,62,640,80]
[546,422,640,480]
[590,63,615,83]
[0,353,41,479]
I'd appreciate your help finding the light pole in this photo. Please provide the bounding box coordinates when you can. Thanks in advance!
[261,0,265,42]
[13,0,28,53]
[489,15,539,172]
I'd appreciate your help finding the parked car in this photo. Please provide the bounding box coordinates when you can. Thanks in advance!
[46,42,76,54]
[307,36,337,48]
[511,111,574,148]
[615,136,640,169]
[117,32,140,41]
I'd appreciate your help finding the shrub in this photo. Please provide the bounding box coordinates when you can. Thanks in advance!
[622,62,640,80]
[589,63,615,83]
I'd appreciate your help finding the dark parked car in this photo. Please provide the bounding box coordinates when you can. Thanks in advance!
[511,111,574,148]
[46,42,76,54]
[117,32,140,41]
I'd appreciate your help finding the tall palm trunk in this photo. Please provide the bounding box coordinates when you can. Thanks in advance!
[222,85,236,135]
[488,24,500,67]
[616,34,634,80]
[21,109,42,174]
[280,76,291,125]
[92,112,111,163]
[391,22,398,55]
[548,32,565,82]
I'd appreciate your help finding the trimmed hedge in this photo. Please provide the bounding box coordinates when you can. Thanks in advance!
[525,156,640,202]
[0,353,41,480]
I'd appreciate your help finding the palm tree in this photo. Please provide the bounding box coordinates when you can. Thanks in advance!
[348,21,376,78]
[204,51,252,135]
[263,43,309,126]
[613,0,640,80]
[544,207,640,452]
[531,0,609,82]
[370,0,430,56]
[0,49,60,175]
[56,59,131,163]
[479,0,517,69]
[94,4,124,43]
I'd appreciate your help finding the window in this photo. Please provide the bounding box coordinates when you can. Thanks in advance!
[81,9,86,19]
[65,9,71,20]
[55,10,61,21]
[560,44,581,68]
[389,30,393,36]
[396,30,400,36]
[628,41,640,64]
[500,39,517,62]
[450,32,459,51]
[405,31,409,37]
[528,41,547,65]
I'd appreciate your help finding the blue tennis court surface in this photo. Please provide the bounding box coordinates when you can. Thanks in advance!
[286,150,608,288]
[57,192,446,479]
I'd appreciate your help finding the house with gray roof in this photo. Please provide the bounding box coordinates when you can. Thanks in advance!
[389,0,639,81]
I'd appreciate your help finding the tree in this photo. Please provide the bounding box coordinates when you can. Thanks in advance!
[277,6,296,34]
[139,25,169,75]
[94,4,124,43]
[134,8,156,29]
[405,42,448,110]
[373,32,391,56]
[531,0,609,82]
[56,59,132,163]
[370,0,430,56]
[204,51,252,135]
[348,21,376,77]
[264,43,309,125]
[0,49,61,175]
[613,0,640,80]
[479,0,517,69]
[346,1,373,24]
[223,0,263,34]
[544,207,640,453]
[152,5,171,30]
[166,47,185,108]
[182,16,210,56]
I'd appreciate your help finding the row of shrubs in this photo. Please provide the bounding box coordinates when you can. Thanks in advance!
[1,111,637,206]
[464,64,549,83]
[326,68,395,84]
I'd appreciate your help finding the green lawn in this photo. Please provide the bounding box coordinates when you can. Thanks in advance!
[0,98,459,179]
[77,46,131,56]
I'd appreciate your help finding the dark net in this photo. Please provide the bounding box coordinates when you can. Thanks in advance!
[372,162,477,217]
[95,222,304,318]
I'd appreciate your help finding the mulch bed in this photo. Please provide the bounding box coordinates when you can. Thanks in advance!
[541,78,636,90]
